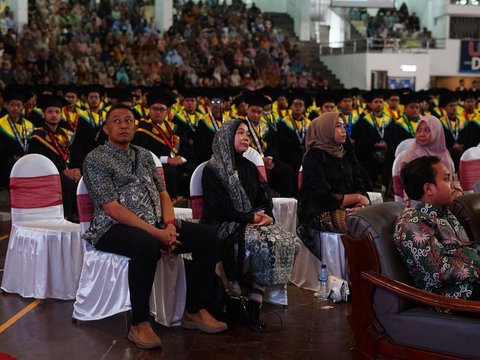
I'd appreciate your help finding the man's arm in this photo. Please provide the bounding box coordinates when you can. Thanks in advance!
[102,200,174,248]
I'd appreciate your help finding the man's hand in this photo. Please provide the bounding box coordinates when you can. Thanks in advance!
[63,168,81,182]
[167,156,185,166]
[154,225,181,252]
[264,157,274,170]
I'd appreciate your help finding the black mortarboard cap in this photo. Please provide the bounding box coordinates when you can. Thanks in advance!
[180,88,198,99]
[438,91,458,108]
[315,90,336,106]
[146,88,176,107]
[63,85,79,96]
[334,89,354,103]
[233,95,246,107]
[400,92,420,106]
[37,94,69,110]
[116,90,133,104]
[461,90,476,101]
[364,91,385,103]
[83,84,105,97]
[243,92,272,107]
[3,85,27,103]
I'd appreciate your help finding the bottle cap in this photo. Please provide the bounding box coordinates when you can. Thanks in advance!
[321,264,327,269]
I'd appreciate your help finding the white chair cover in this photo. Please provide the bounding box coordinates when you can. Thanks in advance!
[150,151,193,220]
[189,161,208,220]
[459,147,480,193]
[1,154,83,300]
[73,177,187,326]
[290,231,345,291]
[242,146,267,182]
[272,197,297,234]
[394,138,415,157]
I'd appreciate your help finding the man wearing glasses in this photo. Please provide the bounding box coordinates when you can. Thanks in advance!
[134,89,194,202]
[194,91,230,163]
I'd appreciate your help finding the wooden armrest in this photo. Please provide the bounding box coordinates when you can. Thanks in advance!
[362,270,480,314]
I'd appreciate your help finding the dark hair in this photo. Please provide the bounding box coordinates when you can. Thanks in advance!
[105,103,133,122]
[401,156,440,200]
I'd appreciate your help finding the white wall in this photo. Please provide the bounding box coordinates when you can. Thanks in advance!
[321,51,431,90]
[365,53,431,90]
[287,0,310,41]
[321,53,368,89]
[429,39,461,76]
[254,0,287,13]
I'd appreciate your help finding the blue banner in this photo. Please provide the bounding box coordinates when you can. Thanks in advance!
[460,40,480,73]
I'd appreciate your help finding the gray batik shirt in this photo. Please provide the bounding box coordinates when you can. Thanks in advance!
[82,142,165,245]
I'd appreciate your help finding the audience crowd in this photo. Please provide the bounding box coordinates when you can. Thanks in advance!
[0,0,319,91]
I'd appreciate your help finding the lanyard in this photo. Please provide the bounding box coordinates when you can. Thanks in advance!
[263,112,277,131]
[151,120,177,156]
[371,113,385,139]
[401,114,416,138]
[64,108,78,132]
[48,129,69,163]
[88,110,103,128]
[184,111,199,132]
[290,115,305,144]
[209,110,223,132]
[8,116,28,153]
[341,110,353,137]
[246,119,264,155]
[441,109,459,141]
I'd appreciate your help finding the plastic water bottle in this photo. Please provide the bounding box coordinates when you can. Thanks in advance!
[317,264,329,301]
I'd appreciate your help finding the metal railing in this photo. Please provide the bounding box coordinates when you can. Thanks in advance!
[318,38,446,56]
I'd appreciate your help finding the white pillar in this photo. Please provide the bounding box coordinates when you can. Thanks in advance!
[155,0,173,33]
[9,0,28,33]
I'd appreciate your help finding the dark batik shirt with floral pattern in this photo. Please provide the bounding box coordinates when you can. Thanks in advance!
[394,200,480,299]
[82,142,165,245]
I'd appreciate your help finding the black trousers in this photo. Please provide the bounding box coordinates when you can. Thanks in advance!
[96,220,219,325]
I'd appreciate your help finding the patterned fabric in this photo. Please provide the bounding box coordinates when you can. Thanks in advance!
[82,142,165,245]
[244,224,299,286]
[394,200,480,299]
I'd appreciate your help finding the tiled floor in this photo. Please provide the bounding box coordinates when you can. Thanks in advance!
[0,217,355,360]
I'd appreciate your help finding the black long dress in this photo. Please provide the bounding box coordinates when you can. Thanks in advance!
[201,154,273,281]
[298,147,368,230]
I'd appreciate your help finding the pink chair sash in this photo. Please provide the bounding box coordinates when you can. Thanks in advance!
[10,174,62,209]
[393,175,404,197]
[298,170,303,190]
[190,196,204,220]
[257,165,267,183]
[459,159,480,191]
[77,193,94,223]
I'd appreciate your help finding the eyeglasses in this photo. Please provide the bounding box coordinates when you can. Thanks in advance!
[211,99,223,105]
[150,106,168,112]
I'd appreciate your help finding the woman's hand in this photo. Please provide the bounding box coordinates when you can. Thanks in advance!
[251,211,273,227]
[356,194,370,207]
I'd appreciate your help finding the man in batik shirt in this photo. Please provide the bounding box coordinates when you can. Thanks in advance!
[394,156,480,300]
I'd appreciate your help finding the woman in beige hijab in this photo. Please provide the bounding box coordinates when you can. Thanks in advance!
[297,112,370,236]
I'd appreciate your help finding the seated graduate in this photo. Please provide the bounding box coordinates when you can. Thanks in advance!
[201,119,299,324]
[297,112,370,236]
[82,104,227,350]
[133,89,195,201]
[27,94,81,221]
[394,156,480,300]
